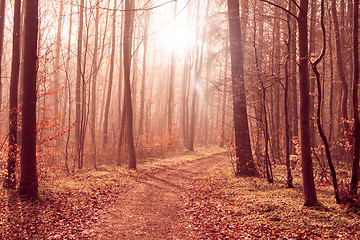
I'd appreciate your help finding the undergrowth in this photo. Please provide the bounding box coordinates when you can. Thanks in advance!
[186,162,360,239]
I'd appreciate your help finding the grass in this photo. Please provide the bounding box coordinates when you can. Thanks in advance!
[43,145,227,194]
[187,161,360,239]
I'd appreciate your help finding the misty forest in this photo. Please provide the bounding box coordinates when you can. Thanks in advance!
[1,0,360,238]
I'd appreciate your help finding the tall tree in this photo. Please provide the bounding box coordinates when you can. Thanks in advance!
[90,0,100,167]
[331,0,350,136]
[76,0,85,168]
[103,0,117,149]
[350,0,359,196]
[53,0,64,117]
[123,0,136,169]
[4,0,21,189]
[19,0,39,199]
[227,0,258,176]
[0,0,5,116]
[299,0,318,206]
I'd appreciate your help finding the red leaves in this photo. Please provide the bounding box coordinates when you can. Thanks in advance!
[0,186,127,239]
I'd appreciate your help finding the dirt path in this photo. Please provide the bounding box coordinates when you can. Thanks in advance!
[87,152,228,239]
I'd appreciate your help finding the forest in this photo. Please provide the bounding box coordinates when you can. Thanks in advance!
[1,0,360,238]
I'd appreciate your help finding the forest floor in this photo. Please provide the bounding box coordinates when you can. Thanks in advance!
[1,147,360,239]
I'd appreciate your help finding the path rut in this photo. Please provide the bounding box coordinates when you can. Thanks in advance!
[88,152,227,239]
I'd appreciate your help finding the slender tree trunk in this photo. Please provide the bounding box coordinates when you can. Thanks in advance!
[290,2,298,143]
[299,0,318,206]
[4,0,21,189]
[328,16,334,143]
[331,0,350,136]
[103,0,117,149]
[227,0,258,177]
[76,0,84,168]
[124,0,136,169]
[90,0,100,169]
[309,0,317,147]
[284,1,293,188]
[0,0,6,119]
[220,52,229,147]
[53,0,64,117]
[350,0,360,196]
[19,0,39,199]
[311,0,340,203]
[138,8,150,142]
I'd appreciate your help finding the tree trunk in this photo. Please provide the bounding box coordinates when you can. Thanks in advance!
[53,0,64,117]
[124,0,136,169]
[311,0,340,203]
[0,0,6,120]
[19,0,39,199]
[4,0,21,189]
[309,0,317,147]
[227,0,258,177]
[350,0,359,196]
[76,0,84,168]
[284,1,293,188]
[90,0,100,168]
[299,0,318,206]
[138,8,150,142]
[103,0,117,149]
[331,0,350,136]
[220,52,229,147]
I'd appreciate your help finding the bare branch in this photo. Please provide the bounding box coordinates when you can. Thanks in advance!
[259,0,298,21]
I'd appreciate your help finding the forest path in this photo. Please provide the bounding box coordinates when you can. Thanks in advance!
[88,152,228,239]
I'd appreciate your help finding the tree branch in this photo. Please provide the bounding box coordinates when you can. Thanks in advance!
[259,0,298,21]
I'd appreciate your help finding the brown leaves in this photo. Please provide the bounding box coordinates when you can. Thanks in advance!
[184,163,360,239]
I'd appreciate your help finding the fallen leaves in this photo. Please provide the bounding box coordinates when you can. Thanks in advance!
[185,162,360,239]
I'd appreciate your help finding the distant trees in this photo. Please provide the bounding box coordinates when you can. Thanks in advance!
[2,0,360,206]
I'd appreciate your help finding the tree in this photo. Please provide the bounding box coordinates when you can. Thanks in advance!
[298,0,318,206]
[19,0,39,199]
[75,0,84,168]
[53,0,64,117]
[0,0,5,116]
[123,0,136,169]
[227,0,258,177]
[350,0,359,196]
[4,0,21,189]
[103,0,117,149]
[331,0,350,137]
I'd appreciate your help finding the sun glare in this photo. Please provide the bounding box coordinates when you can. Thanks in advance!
[155,10,197,54]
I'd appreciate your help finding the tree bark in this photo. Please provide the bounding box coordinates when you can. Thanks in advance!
[299,0,318,206]
[103,0,117,149]
[331,0,350,136]
[0,0,6,119]
[75,0,84,168]
[4,0,21,189]
[124,0,136,169]
[19,0,39,199]
[53,0,64,117]
[350,0,359,196]
[227,0,258,177]
[90,0,100,168]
